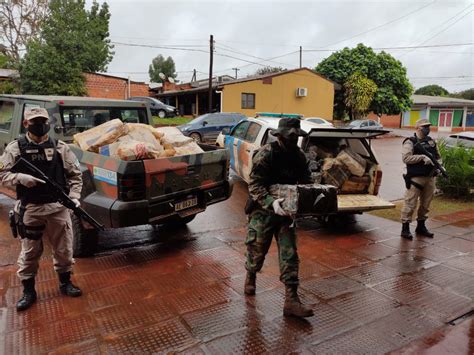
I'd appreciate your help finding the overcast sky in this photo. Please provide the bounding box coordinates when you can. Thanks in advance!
[95,0,473,92]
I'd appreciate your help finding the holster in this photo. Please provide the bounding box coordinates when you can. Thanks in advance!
[16,200,45,240]
[244,197,257,215]
[8,210,18,239]
[403,174,424,191]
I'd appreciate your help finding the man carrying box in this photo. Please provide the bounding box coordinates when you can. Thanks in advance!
[243,118,314,318]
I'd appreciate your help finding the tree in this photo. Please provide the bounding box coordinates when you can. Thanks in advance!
[0,0,49,65]
[414,84,449,96]
[149,55,177,83]
[19,0,114,95]
[452,88,474,100]
[315,44,413,119]
[0,53,15,69]
[255,66,286,76]
[344,72,378,120]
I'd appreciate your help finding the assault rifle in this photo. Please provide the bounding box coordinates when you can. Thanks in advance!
[11,157,105,231]
[413,142,449,179]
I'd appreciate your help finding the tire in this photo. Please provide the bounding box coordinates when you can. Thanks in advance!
[189,133,202,143]
[158,110,166,118]
[163,214,197,227]
[72,214,99,257]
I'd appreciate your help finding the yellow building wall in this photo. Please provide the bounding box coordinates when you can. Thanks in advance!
[221,69,335,119]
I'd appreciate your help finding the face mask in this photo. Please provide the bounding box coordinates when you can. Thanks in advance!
[420,126,430,136]
[28,122,50,137]
[280,134,299,150]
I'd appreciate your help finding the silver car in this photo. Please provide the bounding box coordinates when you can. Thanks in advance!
[348,119,384,130]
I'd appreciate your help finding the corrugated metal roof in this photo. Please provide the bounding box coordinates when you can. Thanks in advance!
[0,69,19,78]
[412,94,474,106]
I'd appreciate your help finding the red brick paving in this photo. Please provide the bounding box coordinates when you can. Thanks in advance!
[0,208,473,353]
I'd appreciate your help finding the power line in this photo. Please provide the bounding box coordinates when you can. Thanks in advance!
[322,1,437,48]
[214,44,292,67]
[304,42,474,52]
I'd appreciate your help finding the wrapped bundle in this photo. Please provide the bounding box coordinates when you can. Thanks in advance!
[156,126,194,147]
[341,175,370,194]
[73,119,127,152]
[125,123,164,140]
[116,140,162,161]
[269,184,338,215]
[124,123,163,152]
[337,148,367,177]
[322,158,350,188]
[174,142,204,156]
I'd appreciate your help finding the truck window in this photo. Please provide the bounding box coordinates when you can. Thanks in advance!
[60,106,148,135]
[232,121,250,139]
[0,100,14,132]
[244,122,261,143]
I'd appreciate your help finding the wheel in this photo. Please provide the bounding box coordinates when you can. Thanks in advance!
[189,133,202,143]
[72,214,99,257]
[158,110,166,118]
[163,214,197,227]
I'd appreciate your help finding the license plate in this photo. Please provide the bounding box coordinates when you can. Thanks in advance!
[175,197,198,211]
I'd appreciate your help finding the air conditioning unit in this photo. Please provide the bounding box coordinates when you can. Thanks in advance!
[296,87,308,97]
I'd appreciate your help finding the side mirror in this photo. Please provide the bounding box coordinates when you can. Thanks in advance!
[221,127,230,135]
[54,125,64,134]
[202,121,208,126]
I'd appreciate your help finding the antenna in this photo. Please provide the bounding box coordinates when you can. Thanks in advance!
[158,72,166,81]
[168,77,175,84]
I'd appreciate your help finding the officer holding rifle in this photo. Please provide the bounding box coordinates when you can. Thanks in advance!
[0,108,83,311]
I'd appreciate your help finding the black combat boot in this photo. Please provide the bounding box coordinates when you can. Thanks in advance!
[16,278,37,311]
[244,272,256,296]
[283,285,314,318]
[59,272,82,297]
[415,220,434,238]
[401,222,413,240]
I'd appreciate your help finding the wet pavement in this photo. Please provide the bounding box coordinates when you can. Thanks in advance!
[0,183,473,353]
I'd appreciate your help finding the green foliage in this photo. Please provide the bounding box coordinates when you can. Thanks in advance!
[149,55,177,83]
[315,44,413,119]
[451,88,474,100]
[0,54,15,69]
[19,0,113,95]
[255,66,286,76]
[344,72,377,120]
[414,84,449,96]
[0,80,20,94]
[437,142,474,198]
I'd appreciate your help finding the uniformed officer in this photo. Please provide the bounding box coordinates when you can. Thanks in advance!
[244,118,313,318]
[0,108,83,311]
[400,118,440,239]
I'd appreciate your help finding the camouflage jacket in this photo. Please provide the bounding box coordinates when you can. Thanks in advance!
[248,141,311,211]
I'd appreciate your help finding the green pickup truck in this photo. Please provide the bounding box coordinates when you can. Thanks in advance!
[0,95,232,256]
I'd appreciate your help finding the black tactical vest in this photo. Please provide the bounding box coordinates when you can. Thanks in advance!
[404,134,438,177]
[267,141,309,185]
[16,136,69,204]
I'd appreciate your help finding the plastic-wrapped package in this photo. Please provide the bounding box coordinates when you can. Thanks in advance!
[322,158,350,188]
[269,184,338,215]
[124,123,163,152]
[73,119,127,152]
[174,142,204,156]
[156,126,194,147]
[125,123,164,140]
[116,140,162,161]
[337,148,367,177]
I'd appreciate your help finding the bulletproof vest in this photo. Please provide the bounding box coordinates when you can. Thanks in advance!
[267,141,308,185]
[405,135,438,177]
[16,136,69,204]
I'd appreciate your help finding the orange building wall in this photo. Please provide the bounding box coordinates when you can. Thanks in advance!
[84,73,149,99]
[367,112,401,128]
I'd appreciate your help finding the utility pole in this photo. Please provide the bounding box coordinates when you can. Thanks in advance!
[191,69,196,82]
[232,67,240,79]
[208,34,214,113]
[299,46,302,68]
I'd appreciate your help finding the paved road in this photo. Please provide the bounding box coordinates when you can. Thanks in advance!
[1,137,473,353]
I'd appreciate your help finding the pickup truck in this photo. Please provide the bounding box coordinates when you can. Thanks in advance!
[0,95,232,256]
[216,116,394,219]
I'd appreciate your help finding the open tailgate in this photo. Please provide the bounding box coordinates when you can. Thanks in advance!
[307,127,391,139]
[337,194,395,212]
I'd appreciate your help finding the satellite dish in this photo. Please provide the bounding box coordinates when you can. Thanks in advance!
[168,77,175,83]
[158,72,166,80]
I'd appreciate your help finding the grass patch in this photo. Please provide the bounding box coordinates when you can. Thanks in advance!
[152,116,193,126]
[368,195,473,222]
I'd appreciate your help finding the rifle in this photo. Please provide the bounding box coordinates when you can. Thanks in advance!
[11,157,105,231]
[414,142,449,179]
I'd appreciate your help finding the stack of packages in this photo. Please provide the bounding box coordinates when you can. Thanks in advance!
[269,184,338,216]
[321,147,367,190]
[73,119,204,161]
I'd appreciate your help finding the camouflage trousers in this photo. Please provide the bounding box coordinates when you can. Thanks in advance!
[245,209,299,285]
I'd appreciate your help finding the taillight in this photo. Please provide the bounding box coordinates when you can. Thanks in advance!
[374,170,382,195]
[118,176,145,201]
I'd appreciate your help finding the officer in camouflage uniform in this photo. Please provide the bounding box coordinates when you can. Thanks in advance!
[244,118,313,318]
[400,118,440,240]
[0,108,83,311]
